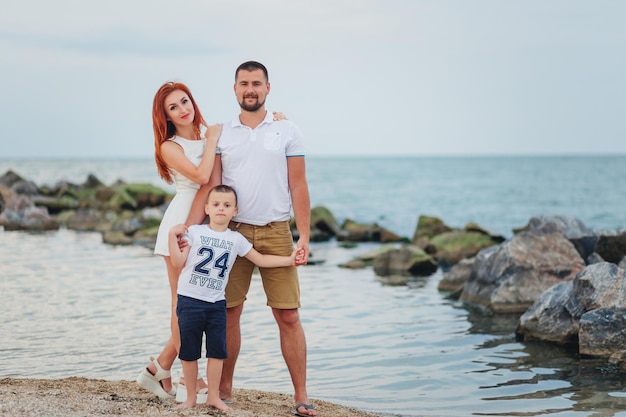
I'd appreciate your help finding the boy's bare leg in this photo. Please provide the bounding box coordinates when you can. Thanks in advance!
[178,360,198,409]
[207,358,231,411]
[219,304,243,401]
[178,364,209,392]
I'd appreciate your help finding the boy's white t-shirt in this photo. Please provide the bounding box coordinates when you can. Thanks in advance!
[177,224,253,303]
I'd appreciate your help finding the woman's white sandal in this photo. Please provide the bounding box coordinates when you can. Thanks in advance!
[175,377,209,403]
[175,385,209,403]
[136,356,176,399]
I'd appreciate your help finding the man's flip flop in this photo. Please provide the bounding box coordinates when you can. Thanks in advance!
[291,403,316,417]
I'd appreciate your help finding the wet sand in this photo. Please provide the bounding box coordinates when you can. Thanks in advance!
[0,377,384,417]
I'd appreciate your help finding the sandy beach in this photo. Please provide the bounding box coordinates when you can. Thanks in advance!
[0,377,383,417]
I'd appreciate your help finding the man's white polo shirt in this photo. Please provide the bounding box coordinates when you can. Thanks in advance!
[217,111,306,226]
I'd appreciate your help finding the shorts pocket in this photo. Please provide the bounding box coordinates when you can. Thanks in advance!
[272,221,292,236]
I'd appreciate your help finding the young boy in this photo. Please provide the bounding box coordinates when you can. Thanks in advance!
[168,184,303,410]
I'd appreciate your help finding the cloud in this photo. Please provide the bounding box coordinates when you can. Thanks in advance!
[0,27,229,59]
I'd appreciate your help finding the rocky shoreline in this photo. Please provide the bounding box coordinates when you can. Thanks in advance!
[0,169,504,272]
[0,377,383,417]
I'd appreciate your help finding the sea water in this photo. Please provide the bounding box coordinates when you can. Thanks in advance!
[1,156,626,417]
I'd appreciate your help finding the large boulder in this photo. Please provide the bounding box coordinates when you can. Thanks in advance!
[0,170,24,188]
[517,262,626,360]
[460,231,585,313]
[514,215,598,262]
[513,215,593,238]
[3,205,59,231]
[438,258,475,296]
[594,230,626,264]
[579,307,626,357]
[0,190,58,231]
[515,281,579,344]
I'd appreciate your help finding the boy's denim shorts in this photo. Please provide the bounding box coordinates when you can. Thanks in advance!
[177,295,227,361]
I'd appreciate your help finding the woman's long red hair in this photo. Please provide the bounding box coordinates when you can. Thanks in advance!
[152,82,207,184]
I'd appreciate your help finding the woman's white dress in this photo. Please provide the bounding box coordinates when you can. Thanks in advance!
[153,136,206,256]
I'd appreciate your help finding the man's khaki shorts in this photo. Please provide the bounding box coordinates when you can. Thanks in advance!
[226,220,301,309]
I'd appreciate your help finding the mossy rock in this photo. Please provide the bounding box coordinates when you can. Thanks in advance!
[310,206,340,236]
[139,218,162,231]
[107,188,137,211]
[412,215,453,242]
[133,226,159,249]
[430,230,499,267]
[357,245,397,261]
[102,230,134,245]
[337,245,397,269]
[120,183,171,209]
[33,195,79,214]
[372,245,438,277]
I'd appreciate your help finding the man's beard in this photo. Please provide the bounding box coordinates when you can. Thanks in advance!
[239,95,265,112]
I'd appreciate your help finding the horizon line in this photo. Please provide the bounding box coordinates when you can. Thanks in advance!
[1,153,625,161]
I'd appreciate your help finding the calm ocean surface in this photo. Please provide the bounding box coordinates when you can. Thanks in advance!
[1,156,626,417]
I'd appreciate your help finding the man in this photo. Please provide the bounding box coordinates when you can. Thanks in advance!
[186,61,316,417]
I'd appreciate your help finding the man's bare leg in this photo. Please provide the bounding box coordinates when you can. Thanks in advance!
[273,308,317,417]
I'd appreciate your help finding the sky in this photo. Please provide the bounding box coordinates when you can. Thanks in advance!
[0,0,625,158]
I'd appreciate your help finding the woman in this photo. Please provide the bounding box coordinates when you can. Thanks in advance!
[136,81,221,399]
